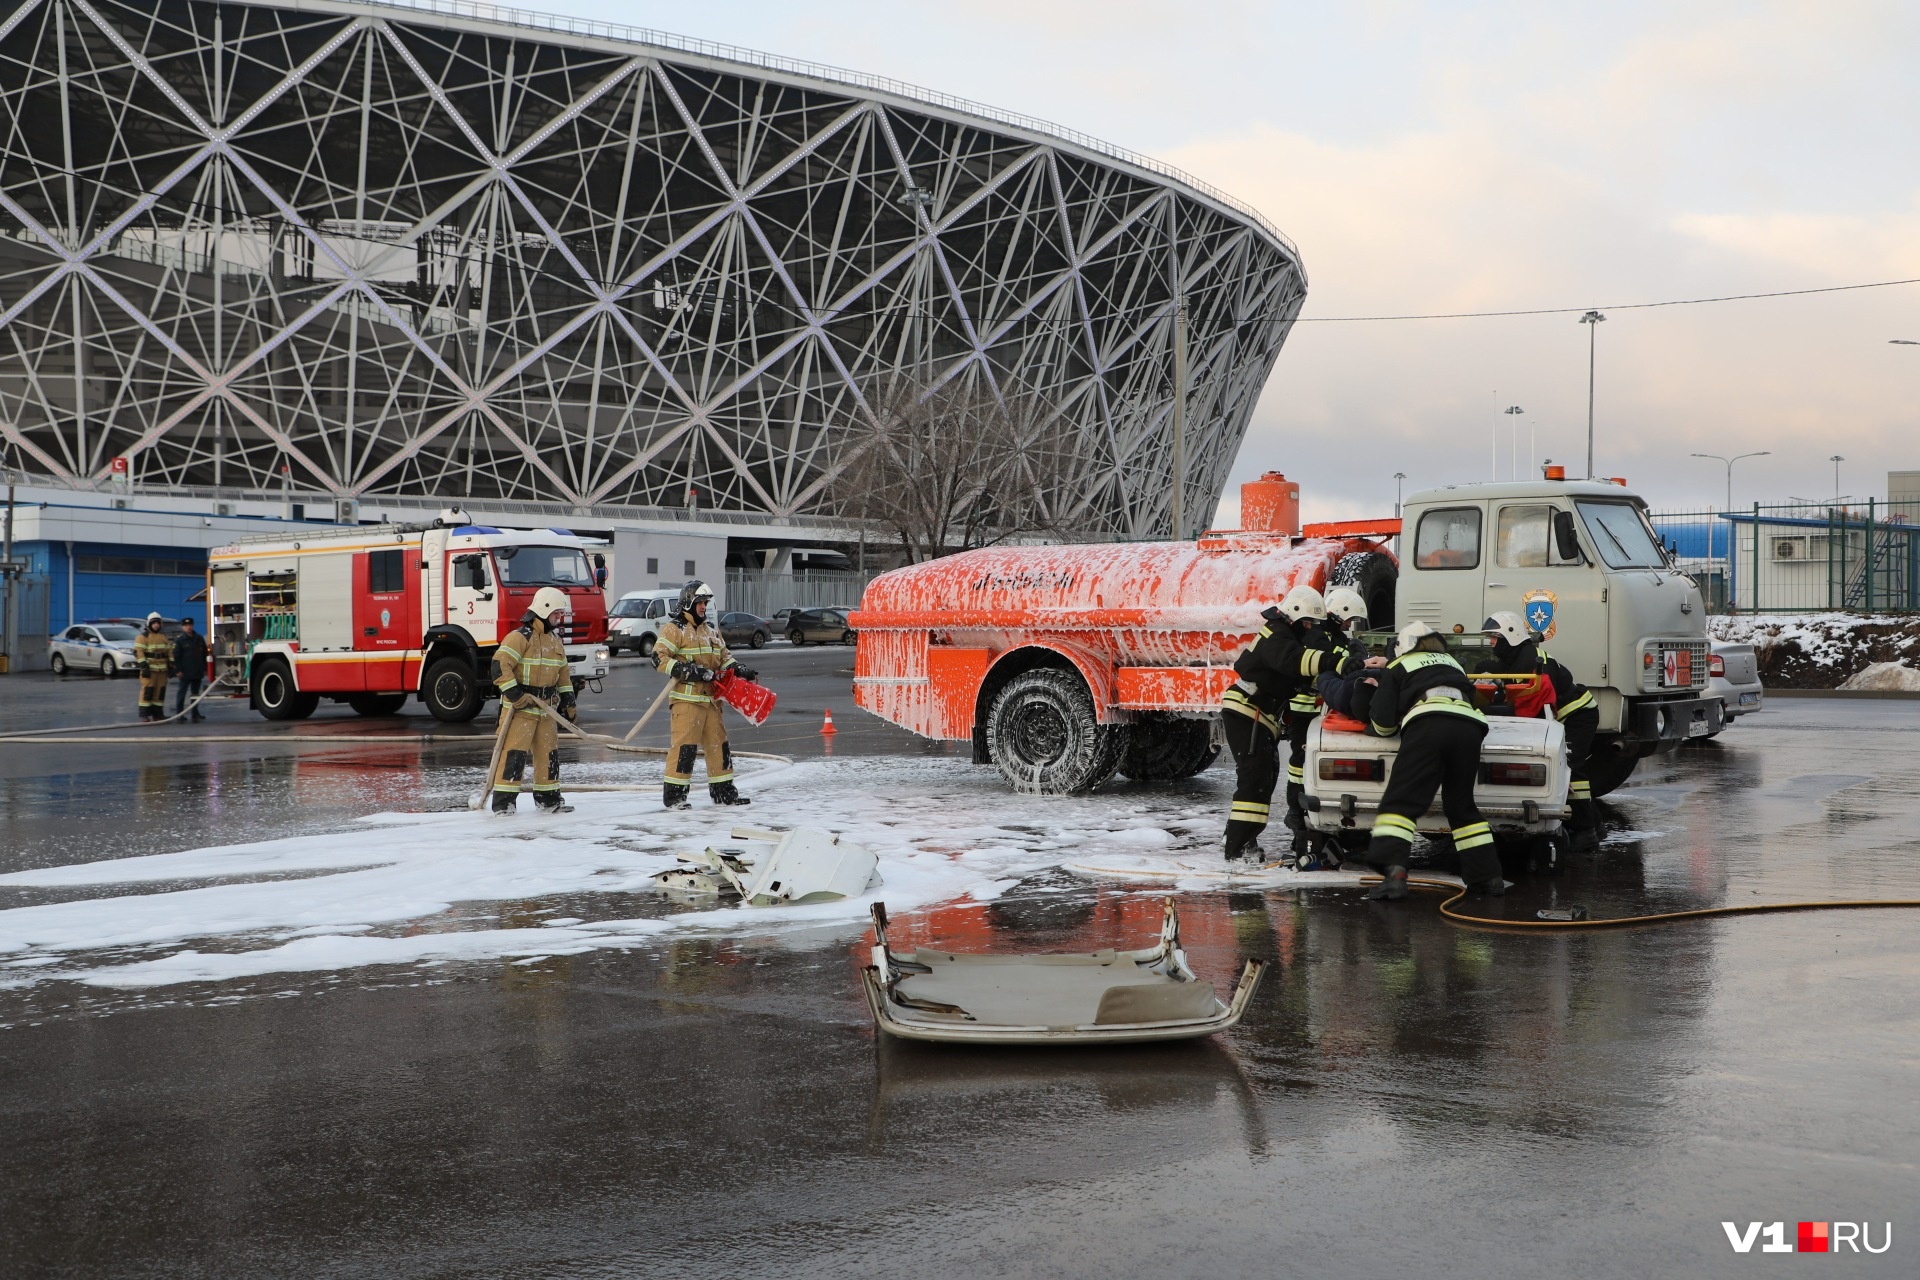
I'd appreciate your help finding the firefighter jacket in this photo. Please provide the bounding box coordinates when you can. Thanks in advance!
[1353,648,1487,736]
[653,612,735,704]
[492,623,573,717]
[1224,609,1342,732]
[134,629,172,675]
[1291,620,1353,715]
[1477,639,1595,721]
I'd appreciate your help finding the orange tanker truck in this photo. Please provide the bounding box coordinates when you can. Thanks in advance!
[849,474,1398,794]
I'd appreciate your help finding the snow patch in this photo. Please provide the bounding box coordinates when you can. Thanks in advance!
[1839,661,1920,691]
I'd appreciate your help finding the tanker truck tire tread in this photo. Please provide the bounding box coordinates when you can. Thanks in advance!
[1120,713,1220,781]
[986,668,1128,795]
[1329,551,1397,632]
[1583,740,1644,799]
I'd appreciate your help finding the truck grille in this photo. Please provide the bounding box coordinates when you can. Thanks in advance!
[1643,640,1708,692]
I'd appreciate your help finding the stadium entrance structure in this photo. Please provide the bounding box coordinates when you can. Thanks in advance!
[0,0,1307,539]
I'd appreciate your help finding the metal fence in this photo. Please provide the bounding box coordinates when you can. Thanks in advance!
[1649,501,1920,614]
[723,569,886,621]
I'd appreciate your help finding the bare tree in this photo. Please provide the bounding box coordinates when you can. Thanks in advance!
[832,374,1096,561]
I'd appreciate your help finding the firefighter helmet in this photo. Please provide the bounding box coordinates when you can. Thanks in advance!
[1277,585,1328,623]
[677,579,715,616]
[1481,610,1534,647]
[145,611,164,627]
[1324,587,1369,628]
[528,587,571,621]
[1396,620,1443,657]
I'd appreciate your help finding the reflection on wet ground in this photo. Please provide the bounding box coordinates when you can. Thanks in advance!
[2,699,1918,1276]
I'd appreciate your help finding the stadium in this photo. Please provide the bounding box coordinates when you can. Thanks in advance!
[0,0,1304,535]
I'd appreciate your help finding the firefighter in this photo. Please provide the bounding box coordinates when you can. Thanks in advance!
[1278,587,1362,858]
[1351,621,1504,901]
[1314,588,1387,718]
[489,586,576,816]
[654,580,759,809]
[134,612,172,721]
[1221,585,1359,862]
[1481,611,1603,851]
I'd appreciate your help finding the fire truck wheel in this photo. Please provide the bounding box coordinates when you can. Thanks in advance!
[423,656,485,722]
[253,659,307,721]
[1328,551,1396,632]
[986,668,1129,795]
[1120,714,1220,780]
[347,693,409,717]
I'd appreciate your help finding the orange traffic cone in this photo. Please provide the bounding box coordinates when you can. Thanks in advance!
[822,709,838,735]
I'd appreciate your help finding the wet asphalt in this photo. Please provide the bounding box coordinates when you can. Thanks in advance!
[1,663,1917,1279]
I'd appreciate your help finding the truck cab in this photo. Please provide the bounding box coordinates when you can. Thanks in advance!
[1398,478,1718,792]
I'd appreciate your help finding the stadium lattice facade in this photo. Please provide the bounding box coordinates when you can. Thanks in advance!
[0,0,1306,538]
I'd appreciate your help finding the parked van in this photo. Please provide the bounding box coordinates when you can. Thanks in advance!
[607,589,682,657]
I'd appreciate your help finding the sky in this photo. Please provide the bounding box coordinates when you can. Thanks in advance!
[549,0,1919,522]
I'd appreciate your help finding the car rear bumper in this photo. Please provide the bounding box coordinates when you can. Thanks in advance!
[1629,695,1723,742]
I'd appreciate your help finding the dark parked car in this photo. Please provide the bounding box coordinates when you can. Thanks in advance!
[768,607,801,634]
[718,611,772,649]
[785,607,855,646]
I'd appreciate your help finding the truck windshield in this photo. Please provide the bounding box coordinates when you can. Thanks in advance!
[1576,501,1667,569]
[494,545,593,586]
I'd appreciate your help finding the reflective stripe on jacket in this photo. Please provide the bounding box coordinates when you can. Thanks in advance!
[654,614,733,703]
[493,625,572,716]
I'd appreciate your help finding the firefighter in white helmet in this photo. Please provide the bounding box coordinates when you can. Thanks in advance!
[1220,583,1360,862]
[653,580,758,809]
[1479,610,1602,850]
[1349,621,1503,900]
[487,586,576,815]
[134,612,173,722]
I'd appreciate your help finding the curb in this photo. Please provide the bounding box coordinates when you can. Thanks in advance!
[1764,688,1920,700]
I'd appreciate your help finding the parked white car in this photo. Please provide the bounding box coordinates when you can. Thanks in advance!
[49,623,142,677]
[607,589,681,657]
[1705,640,1763,734]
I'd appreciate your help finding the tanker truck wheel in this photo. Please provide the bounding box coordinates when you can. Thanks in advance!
[1120,713,1220,781]
[986,668,1129,795]
[1329,550,1396,632]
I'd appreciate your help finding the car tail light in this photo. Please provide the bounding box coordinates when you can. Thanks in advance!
[1480,760,1545,786]
[1319,757,1385,782]
[1708,654,1725,677]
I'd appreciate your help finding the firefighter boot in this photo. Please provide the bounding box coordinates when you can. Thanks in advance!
[709,781,750,806]
[1569,800,1602,853]
[1458,845,1509,896]
[662,783,691,811]
[490,790,517,816]
[1366,865,1410,901]
[1223,820,1264,863]
[534,794,574,815]
[1283,807,1313,861]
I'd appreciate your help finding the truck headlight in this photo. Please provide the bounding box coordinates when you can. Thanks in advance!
[594,646,609,662]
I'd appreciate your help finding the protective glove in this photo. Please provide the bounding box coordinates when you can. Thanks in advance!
[507,683,540,710]
[557,695,577,721]
[730,665,758,683]
[1337,649,1366,677]
[671,661,715,684]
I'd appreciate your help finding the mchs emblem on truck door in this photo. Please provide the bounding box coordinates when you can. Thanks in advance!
[1522,589,1558,640]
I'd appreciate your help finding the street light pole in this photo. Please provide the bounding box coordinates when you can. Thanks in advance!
[1689,450,1771,515]
[1579,311,1605,478]
[1503,405,1524,480]
[1830,454,1844,506]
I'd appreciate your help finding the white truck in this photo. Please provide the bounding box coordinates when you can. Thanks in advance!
[1301,476,1715,852]
[208,514,611,722]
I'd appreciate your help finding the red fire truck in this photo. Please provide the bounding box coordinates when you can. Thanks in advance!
[208,514,610,722]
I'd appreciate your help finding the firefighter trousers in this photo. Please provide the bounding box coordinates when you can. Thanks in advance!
[138,669,169,714]
[1363,713,1499,884]
[492,703,561,794]
[1561,705,1599,823]
[1222,709,1280,854]
[1282,709,1314,822]
[666,700,733,786]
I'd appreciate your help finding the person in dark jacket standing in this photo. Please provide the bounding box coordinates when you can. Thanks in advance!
[1351,621,1504,901]
[171,616,209,721]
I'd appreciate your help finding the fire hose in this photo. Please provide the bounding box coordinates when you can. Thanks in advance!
[1380,873,1920,930]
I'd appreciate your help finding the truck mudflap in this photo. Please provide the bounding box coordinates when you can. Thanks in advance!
[1631,696,1722,744]
[1302,715,1571,838]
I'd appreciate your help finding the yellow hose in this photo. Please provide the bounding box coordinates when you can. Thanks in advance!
[1390,874,1920,929]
